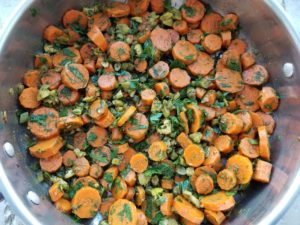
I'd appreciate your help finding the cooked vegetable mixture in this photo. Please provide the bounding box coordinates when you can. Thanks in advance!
[18,0,278,224]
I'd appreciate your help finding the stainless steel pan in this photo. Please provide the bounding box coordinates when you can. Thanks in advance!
[1,0,300,224]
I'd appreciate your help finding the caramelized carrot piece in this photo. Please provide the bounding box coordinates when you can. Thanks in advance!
[200,12,222,34]
[176,132,193,149]
[173,195,204,224]
[188,51,214,76]
[112,176,128,199]
[219,112,244,135]
[150,27,172,52]
[109,41,131,62]
[169,68,191,89]
[238,137,259,159]
[108,199,138,225]
[235,85,260,112]
[88,13,111,31]
[87,125,108,147]
[258,87,279,112]
[258,126,270,161]
[217,169,237,191]
[61,63,89,90]
[55,198,72,214]
[87,25,108,52]
[220,13,239,31]
[63,9,88,29]
[94,110,115,128]
[204,210,226,225]
[183,144,205,167]
[215,68,244,93]
[130,153,148,173]
[148,61,170,80]
[71,186,101,219]
[226,154,253,184]
[228,39,247,55]
[201,191,235,211]
[23,70,40,87]
[202,34,222,54]
[148,141,168,162]
[253,159,272,183]
[173,20,189,35]
[49,183,64,202]
[195,174,214,194]
[172,40,197,65]
[43,25,64,43]
[150,0,165,14]
[187,29,203,44]
[141,89,156,106]
[40,152,63,173]
[181,0,205,24]
[98,74,118,91]
[19,87,40,109]
[89,99,108,120]
[128,0,150,16]
[160,193,173,216]
[63,150,77,167]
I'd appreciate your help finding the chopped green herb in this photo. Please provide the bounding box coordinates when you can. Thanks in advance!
[29,7,38,17]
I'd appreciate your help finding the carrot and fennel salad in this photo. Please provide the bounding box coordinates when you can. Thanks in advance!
[17,0,278,224]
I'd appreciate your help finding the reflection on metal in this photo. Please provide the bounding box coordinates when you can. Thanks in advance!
[3,142,15,157]
[26,192,40,205]
[283,62,294,78]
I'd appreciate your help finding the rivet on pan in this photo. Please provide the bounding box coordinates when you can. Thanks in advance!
[3,142,15,157]
[27,191,40,205]
[283,63,294,78]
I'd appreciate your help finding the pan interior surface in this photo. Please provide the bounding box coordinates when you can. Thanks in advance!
[0,0,300,225]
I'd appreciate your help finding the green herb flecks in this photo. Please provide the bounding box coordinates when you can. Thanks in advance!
[29,7,38,17]
[117,204,132,222]
[68,65,87,84]
[182,5,195,17]
[62,48,77,57]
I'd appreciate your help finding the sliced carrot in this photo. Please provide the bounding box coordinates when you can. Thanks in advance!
[55,198,72,214]
[188,51,214,76]
[128,0,150,16]
[196,88,206,99]
[63,9,88,29]
[136,101,151,113]
[198,104,216,121]
[217,169,237,191]
[187,29,203,44]
[94,110,115,128]
[167,29,180,44]
[119,147,137,171]
[101,166,119,189]
[58,116,84,130]
[141,89,156,106]
[154,82,169,97]
[219,112,244,135]
[85,81,100,97]
[220,31,232,48]
[179,111,189,134]
[80,43,97,61]
[148,141,168,162]
[105,2,130,17]
[89,163,103,179]
[202,126,217,143]
[28,107,59,139]
[52,47,82,67]
[150,27,172,52]
[100,197,115,217]
[136,186,146,206]
[73,176,99,188]
[241,52,255,69]
[220,13,239,31]
[181,0,205,24]
[172,40,197,65]
[135,58,148,73]
[183,144,205,167]
[173,195,204,224]
[63,150,77,167]
[40,152,62,173]
[88,13,111,31]
[201,90,217,106]
[19,87,40,109]
[215,68,244,93]
[136,209,148,225]
[148,61,169,80]
[169,68,191,89]
[109,199,138,225]
[204,210,226,225]
[73,132,87,151]
[160,193,173,216]
[89,99,108,120]
[73,157,90,177]
[256,112,275,134]
[49,183,64,202]
[71,186,101,219]
[176,132,193,149]
[253,159,272,183]
[112,176,128,200]
[113,143,129,154]
[258,87,279,112]
[123,169,137,187]
[150,0,165,14]
[214,135,234,154]
[109,41,131,62]
[61,63,89,90]
[238,137,259,159]
[186,104,203,133]
[112,127,123,141]
[91,146,111,167]
[249,111,264,129]
[258,126,270,161]
[43,25,64,43]
[161,179,174,190]
[235,85,260,112]
[200,12,222,34]
[226,154,253,184]
[195,174,214,194]
[202,34,222,54]
[130,153,148,173]
[173,20,188,35]
[34,53,52,68]
[87,25,108,52]
[201,191,235,211]
[87,125,108,147]
[204,146,221,167]
[98,74,118,91]
[236,110,253,132]
[57,84,80,106]
[124,113,149,141]
[228,39,247,55]
[41,70,61,90]
[23,70,40,87]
